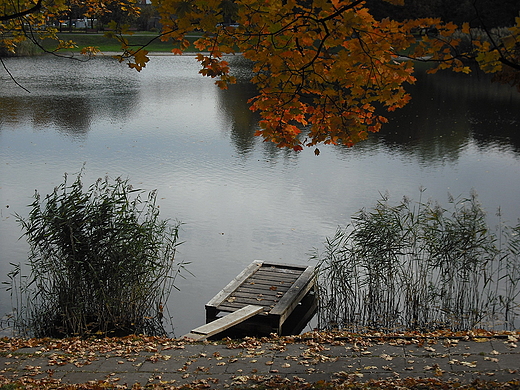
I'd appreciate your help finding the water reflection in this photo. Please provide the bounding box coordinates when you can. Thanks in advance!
[216,81,259,156]
[1,55,520,336]
[368,65,520,162]
[0,56,141,139]
[2,55,519,161]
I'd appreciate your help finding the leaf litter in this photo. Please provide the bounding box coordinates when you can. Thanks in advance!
[0,330,518,389]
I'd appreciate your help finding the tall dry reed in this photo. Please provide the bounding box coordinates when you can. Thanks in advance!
[314,190,520,332]
[8,173,187,338]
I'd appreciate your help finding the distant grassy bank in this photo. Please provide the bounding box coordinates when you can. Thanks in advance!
[50,32,201,53]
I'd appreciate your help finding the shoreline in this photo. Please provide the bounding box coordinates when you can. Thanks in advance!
[1,331,519,389]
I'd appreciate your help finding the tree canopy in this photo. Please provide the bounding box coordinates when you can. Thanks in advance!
[0,0,140,55]
[2,0,519,150]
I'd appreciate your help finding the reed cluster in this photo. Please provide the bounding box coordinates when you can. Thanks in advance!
[8,173,186,338]
[0,39,42,56]
[314,190,520,332]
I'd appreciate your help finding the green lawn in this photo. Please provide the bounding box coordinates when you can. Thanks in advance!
[50,32,201,53]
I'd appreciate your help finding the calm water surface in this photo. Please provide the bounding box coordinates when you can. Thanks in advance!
[1,55,519,336]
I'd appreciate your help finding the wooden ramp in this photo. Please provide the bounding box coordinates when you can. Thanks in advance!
[184,260,317,340]
[183,305,263,341]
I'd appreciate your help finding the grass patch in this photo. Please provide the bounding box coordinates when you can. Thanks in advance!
[45,32,202,53]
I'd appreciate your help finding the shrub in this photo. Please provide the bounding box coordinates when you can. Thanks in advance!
[0,39,42,56]
[8,173,186,338]
[314,190,520,332]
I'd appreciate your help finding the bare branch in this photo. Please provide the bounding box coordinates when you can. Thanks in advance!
[0,57,30,93]
[0,0,43,21]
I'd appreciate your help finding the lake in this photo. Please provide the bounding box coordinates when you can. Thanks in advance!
[1,54,519,337]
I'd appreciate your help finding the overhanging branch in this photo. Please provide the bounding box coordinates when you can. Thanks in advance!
[500,57,520,71]
[0,0,43,21]
[0,57,30,92]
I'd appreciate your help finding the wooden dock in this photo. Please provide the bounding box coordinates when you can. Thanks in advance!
[184,261,317,340]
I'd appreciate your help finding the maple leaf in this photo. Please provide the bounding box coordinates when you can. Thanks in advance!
[4,0,519,149]
[80,46,100,56]
[130,49,150,72]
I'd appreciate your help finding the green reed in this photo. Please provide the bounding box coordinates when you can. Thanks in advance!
[314,190,520,332]
[8,173,187,338]
[0,39,42,56]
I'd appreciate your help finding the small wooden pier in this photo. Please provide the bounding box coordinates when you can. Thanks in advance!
[184,261,317,341]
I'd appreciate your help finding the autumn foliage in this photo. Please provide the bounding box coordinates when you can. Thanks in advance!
[2,0,520,149]
[0,0,140,55]
[132,0,518,150]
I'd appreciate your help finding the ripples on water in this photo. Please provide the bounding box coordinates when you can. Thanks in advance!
[1,55,519,336]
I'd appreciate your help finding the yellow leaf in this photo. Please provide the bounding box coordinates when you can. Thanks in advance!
[501,35,516,50]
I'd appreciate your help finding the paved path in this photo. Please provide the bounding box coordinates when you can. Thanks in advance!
[0,334,519,388]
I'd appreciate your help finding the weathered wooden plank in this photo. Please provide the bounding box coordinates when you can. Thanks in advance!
[205,261,317,338]
[228,300,276,309]
[252,273,301,281]
[246,274,300,284]
[235,284,291,294]
[217,302,263,312]
[252,267,303,276]
[251,280,297,286]
[232,286,289,296]
[270,265,316,323]
[185,305,264,340]
[222,296,277,307]
[182,332,207,341]
[206,261,263,309]
[245,279,298,287]
[232,292,284,301]
[245,284,292,291]
[257,265,303,273]
[232,289,286,298]
[216,302,247,311]
[222,297,275,307]
[280,289,318,335]
[260,261,309,271]
[230,292,279,301]
[255,267,303,276]
[231,286,284,296]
